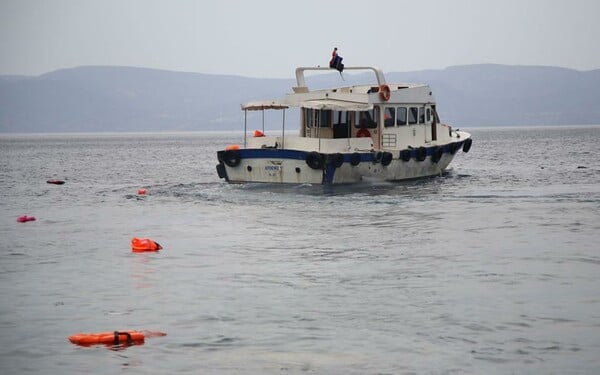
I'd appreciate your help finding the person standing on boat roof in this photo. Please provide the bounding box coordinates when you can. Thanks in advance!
[329,47,344,72]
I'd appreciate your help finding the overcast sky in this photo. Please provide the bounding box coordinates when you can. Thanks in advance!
[1,0,599,78]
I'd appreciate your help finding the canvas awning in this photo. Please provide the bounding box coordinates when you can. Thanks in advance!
[242,98,372,112]
[295,99,373,111]
[241,100,289,111]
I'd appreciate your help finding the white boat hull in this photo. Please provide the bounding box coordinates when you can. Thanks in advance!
[217,138,471,185]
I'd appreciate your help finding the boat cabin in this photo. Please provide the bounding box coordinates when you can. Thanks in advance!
[242,66,448,152]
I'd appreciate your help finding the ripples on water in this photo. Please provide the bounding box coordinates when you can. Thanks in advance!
[0,127,599,374]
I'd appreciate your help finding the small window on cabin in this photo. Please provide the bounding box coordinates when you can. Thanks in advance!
[355,109,377,129]
[384,107,395,127]
[426,108,431,123]
[318,110,332,127]
[304,108,314,128]
[418,107,425,124]
[408,107,418,124]
[333,111,348,125]
[319,109,332,128]
[396,107,407,126]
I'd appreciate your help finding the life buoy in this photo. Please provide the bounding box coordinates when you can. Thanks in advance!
[400,149,412,162]
[462,138,472,153]
[222,149,241,167]
[131,237,162,252]
[350,152,361,166]
[328,153,344,168]
[416,147,427,162]
[69,331,145,346]
[379,85,391,101]
[47,179,65,185]
[381,152,393,166]
[356,128,371,138]
[306,151,325,170]
[431,147,443,163]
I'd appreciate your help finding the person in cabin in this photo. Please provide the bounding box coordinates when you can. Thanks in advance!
[329,47,344,72]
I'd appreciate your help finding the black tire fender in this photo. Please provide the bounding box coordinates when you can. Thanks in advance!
[463,138,473,153]
[416,147,427,162]
[306,151,325,169]
[400,149,412,162]
[350,152,361,166]
[381,152,393,166]
[223,149,241,167]
[328,153,344,168]
[431,147,443,163]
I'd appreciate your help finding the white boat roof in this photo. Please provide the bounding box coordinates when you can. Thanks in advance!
[240,66,433,112]
[295,66,386,87]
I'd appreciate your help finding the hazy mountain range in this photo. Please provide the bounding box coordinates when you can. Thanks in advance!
[1,64,599,133]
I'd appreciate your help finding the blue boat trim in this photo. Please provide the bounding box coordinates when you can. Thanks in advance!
[238,149,308,160]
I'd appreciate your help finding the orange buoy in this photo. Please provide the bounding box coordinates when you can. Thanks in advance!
[225,144,240,151]
[137,188,147,195]
[17,215,36,223]
[253,130,265,137]
[131,237,162,252]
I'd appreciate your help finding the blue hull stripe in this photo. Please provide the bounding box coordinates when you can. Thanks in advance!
[236,141,465,162]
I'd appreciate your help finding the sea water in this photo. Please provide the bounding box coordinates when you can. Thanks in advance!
[0,126,599,374]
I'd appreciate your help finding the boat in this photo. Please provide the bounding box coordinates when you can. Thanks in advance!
[216,65,472,185]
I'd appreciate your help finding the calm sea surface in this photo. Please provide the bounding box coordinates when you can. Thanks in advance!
[1,126,599,374]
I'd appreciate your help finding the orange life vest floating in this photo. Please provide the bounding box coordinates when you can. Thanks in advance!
[47,179,65,185]
[137,188,147,196]
[131,237,162,252]
[69,330,145,346]
[17,215,36,223]
[68,330,166,347]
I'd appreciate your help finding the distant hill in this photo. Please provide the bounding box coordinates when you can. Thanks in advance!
[1,64,599,132]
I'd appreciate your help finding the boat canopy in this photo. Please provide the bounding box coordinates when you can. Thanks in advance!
[298,99,373,111]
[242,98,372,112]
[241,100,289,111]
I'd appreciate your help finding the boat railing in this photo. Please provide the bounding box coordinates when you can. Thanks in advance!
[295,66,387,89]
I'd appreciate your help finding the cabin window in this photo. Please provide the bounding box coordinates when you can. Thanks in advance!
[304,108,313,127]
[304,108,332,128]
[333,111,350,138]
[408,107,418,124]
[355,109,377,129]
[396,107,407,126]
[418,107,425,124]
[432,106,440,124]
[318,110,332,127]
[426,108,431,123]
[384,107,395,127]
[333,111,348,126]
